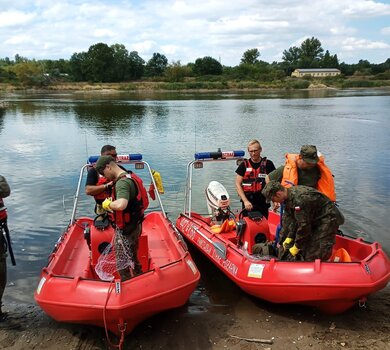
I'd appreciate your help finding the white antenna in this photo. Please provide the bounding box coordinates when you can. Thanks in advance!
[194,123,197,153]
[84,132,89,158]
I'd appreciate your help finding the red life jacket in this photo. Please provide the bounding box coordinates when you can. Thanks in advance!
[241,158,267,193]
[0,198,7,221]
[111,172,149,229]
[94,174,109,201]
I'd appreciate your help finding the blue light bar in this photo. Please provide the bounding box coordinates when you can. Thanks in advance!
[194,150,245,160]
[88,153,143,164]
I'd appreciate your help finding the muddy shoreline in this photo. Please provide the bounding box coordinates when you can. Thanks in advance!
[1,283,389,350]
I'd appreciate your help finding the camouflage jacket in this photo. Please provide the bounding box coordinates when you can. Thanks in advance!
[279,186,343,249]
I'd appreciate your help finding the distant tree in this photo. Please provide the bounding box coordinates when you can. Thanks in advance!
[110,43,130,81]
[165,61,192,82]
[14,54,28,64]
[193,56,222,75]
[241,48,260,65]
[69,51,88,81]
[282,46,301,74]
[41,59,70,78]
[320,50,339,68]
[128,51,145,79]
[0,57,12,66]
[339,62,356,76]
[282,46,301,66]
[9,61,46,86]
[85,43,115,82]
[299,37,324,68]
[145,52,168,77]
[371,58,390,75]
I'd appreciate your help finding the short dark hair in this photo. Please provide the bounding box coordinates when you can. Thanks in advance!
[100,145,116,155]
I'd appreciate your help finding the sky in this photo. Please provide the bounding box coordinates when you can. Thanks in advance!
[1,0,390,66]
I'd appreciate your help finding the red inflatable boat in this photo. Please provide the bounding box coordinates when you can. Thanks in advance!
[175,149,390,314]
[35,154,200,338]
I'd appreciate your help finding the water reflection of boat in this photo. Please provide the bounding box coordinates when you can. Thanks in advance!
[175,149,390,314]
[35,154,200,339]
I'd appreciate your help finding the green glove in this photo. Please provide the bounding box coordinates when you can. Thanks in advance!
[289,244,300,257]
[102,197,113,212]
[282,237,293,249]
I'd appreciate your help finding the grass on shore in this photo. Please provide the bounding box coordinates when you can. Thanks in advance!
[1,76,390,92]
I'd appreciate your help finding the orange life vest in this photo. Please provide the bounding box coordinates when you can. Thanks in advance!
[241,158,267,193]
[110,172,149,229]
[281,153,336,201]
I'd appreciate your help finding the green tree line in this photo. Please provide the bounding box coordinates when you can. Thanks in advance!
[1,37,389,87]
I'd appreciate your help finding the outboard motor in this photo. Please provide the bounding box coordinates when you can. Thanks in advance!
[206,181,231,223]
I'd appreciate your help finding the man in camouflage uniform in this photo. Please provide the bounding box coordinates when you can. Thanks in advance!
[262,181,344,261]
[0,175,11,321]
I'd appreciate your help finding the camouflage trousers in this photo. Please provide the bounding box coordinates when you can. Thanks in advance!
[279,223,338,262]
[114,223,142,281]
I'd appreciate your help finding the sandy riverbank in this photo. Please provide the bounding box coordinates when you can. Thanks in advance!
[1,284,389,350]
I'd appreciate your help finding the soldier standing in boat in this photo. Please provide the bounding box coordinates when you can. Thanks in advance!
[0,175,11,322]
[266,145,336,201]
[235,139,275,218]
[95,156,144,281]
[262,181,344,261]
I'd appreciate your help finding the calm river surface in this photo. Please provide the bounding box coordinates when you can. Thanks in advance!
[1,88,390,305]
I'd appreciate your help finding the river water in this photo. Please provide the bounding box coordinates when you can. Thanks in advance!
[0,88,389,305]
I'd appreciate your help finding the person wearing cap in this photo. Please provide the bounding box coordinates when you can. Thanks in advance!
[85,145,117,216]
[266,145,336,201]
[262,181,344,261]
[235,139,276,218]
[95,155,143,281]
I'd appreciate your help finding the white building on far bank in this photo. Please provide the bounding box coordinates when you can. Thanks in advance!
[291,68,341,77]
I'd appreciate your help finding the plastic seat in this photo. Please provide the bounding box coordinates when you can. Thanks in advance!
[330,248,352,262]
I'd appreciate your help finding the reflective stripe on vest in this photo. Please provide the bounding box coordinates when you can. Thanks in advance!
[241,158,267,193]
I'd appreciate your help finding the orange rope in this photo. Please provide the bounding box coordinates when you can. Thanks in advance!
[103,280,126,350]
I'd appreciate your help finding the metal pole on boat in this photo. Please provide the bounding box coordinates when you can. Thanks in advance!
[188,161,194,218]
[71,164,88,224]
[184,162,191,214]
[143,161,166,218]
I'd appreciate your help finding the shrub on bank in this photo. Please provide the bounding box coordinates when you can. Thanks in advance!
[340,80,390,88]
[285,79,311,89]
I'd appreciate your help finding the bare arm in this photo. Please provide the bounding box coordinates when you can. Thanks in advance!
[110,197,128,211]
[235,174,253,211]
[85,181,113,196]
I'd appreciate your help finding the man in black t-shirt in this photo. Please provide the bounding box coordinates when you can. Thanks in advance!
[85,145,117,215]
[235,139,275,218]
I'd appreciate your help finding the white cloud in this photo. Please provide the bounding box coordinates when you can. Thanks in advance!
[330,25,356,35]
[342,0,390,17]
[93,29,116,38]
[4,34,31,45]
[381,27,390,35]
[0,10,35,27]
[342,37,390,50]
[0,0,390,64]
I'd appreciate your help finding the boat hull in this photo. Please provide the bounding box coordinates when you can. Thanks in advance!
[176,211,390,314]
[35,212,200,335]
